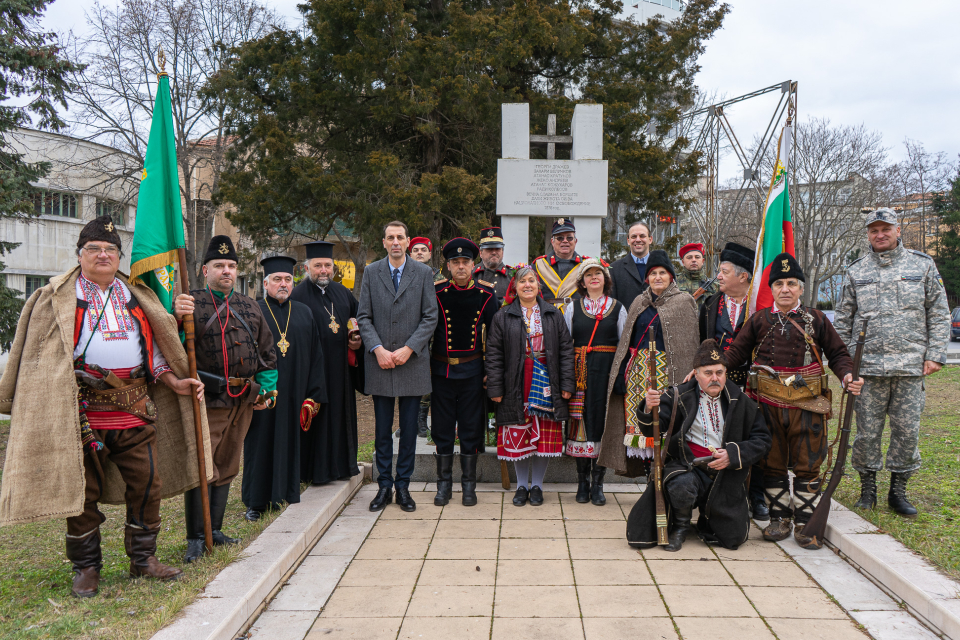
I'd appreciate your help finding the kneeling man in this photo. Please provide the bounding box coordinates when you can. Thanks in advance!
[626,339,771,551]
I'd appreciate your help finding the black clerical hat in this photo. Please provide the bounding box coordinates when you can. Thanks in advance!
[204,235,238,264]
[78,215,122,252]
[261,255,297,277]
[719,242,755,273]
[443,238,479,261]
[305,241,334,260]
[768,252,805,285]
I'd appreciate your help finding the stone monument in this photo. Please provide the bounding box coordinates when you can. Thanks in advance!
[496,103,609,265]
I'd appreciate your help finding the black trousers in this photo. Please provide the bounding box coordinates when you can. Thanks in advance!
[665,467,716,513]
[373,395,420,490]
[430,374,485,455]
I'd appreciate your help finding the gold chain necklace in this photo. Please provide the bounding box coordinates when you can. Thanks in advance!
[265,297,292,356]
[321,299,340,334]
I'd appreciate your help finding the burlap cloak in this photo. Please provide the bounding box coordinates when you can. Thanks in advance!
[0,267,213,526]
[597,282,699,476]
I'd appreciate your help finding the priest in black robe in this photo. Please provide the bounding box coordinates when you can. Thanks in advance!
[242,256,327,520]
[290,240,365,485]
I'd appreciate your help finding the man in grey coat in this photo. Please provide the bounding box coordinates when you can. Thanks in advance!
[357,221,439,512]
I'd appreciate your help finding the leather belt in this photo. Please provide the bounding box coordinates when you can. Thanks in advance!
[78,377,157,422]
[432,354,482,365]
[542,297,572,305]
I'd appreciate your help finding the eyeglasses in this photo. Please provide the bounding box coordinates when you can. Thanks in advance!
[82,244,120,256]
[554,235,575,242]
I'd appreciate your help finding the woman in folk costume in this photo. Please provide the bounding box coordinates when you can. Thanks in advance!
[563,258,627,506]
[598,250,699,477]
[486,266,575,507]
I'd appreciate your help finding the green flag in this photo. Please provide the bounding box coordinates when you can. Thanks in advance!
[128,71,184,310]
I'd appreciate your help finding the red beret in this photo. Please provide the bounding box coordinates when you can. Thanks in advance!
[408,237,432,252]
[679,242,705,258]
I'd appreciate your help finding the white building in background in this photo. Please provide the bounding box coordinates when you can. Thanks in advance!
[624,0,684,23]
[1,128,139,371]
[1,128,139,296]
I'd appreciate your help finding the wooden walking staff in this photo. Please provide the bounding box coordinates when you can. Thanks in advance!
[649,333,668,545]
[178,248,214,554]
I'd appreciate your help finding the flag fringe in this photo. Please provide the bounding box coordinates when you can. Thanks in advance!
[128,249,181,287]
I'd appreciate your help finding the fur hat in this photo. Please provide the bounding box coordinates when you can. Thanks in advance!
[719,242,755,273]
[694,339,728,369]
[77,215,122,252]
[645,249,676,281]
[767,252,804,286]
[204,235,239,264]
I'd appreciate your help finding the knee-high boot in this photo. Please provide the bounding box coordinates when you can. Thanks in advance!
[575,458,591,503]
[183,487,206,563]
[210,483,239,546]
[460,453,478,507]
[665,504,693,552]
[127,524,183,581]
[433,453,454,506]
[66,528,102,598]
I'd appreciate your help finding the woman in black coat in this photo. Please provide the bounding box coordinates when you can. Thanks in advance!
[487,266,575,507]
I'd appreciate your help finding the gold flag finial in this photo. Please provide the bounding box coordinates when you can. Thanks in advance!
[157,48,168,79]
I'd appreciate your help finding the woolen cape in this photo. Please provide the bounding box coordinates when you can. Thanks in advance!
[597,281,698,476]
[0,267,213,526]
[625,380,771,549]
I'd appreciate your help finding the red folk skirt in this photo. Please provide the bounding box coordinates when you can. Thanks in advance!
[497,356,564,461]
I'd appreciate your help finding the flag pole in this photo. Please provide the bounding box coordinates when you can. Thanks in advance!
[178,248,214,554]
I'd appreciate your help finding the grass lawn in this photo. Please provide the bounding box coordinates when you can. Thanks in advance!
[833,365,960,581]
[0,420,282,640]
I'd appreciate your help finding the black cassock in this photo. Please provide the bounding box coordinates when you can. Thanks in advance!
[242,295,326,510]
[290,278,364,484]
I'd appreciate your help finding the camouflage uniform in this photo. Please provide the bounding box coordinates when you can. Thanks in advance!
[420,267,448,417]
[834,241,950,475]
[676,267,717,304]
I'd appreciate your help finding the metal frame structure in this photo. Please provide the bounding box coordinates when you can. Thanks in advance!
[681,80,798,262]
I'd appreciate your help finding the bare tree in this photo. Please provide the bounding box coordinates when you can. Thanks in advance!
[901,139,953,253]
[63,0,282,287]
[751,117,887,307]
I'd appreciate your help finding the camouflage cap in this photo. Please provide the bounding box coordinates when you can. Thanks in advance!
[865,207,897,227]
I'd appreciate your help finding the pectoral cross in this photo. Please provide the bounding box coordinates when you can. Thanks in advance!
[277,336,290,356]
[329,316,340,334]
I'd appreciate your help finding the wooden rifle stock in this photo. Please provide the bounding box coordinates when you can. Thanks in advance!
[802,319,869,545]
[649,334,668,545]
[692,276,718,301]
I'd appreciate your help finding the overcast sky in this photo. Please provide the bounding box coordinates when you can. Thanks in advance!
[39,0,959,173]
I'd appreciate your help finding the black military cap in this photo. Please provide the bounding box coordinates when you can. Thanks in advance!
[768,252,805,285]
[552,218,576,235]
[478,226,504,249]
[204,235,239,264]
[719,242,755,273]
[261,255,297,277]
[645,249,676,280]
[443,237,479,261]
[305,241,334,260]
[77,214,122,252]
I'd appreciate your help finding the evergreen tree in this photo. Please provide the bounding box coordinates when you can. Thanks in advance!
[0,0,80,349]
[212,0,728,290]
[934,169,960,306]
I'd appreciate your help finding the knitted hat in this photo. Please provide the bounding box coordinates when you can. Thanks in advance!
[645,249,676,281]
[694,339,728,369]
[767,252,804,286]
[77,215,122,252]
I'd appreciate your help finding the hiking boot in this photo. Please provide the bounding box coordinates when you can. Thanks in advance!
[888,472,918,517]
[853,470,877,510]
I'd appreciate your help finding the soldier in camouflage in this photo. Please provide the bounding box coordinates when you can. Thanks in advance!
[675,242,718,306]
[834,208,950,517]
[409,237,445,438]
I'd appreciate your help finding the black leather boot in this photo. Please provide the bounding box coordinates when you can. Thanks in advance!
[417,404,430,438]
[183,487,207,563]
[575,458,591,503]
[665,506,693,552]
[749,486,769,520]
[854,470,878,510]
[888,472,919,517]
[434,453,454,506]
[590,463,606,506]
[209,483,240,546]
[66,529,102,598]
[460,453,479,506]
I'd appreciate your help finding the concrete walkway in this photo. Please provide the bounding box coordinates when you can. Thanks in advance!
[245,483,937,640]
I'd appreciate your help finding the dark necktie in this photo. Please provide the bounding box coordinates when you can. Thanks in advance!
[393,268,400,293]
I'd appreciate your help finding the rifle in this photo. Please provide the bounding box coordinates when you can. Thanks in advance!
[692,276,718,301]
[802,319,868,545]
[649,333,669,545]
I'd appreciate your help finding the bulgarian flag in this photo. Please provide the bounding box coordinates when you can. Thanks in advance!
[748,122,795,315]
[128,70,184,311]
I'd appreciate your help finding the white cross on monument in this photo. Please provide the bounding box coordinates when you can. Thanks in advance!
[496,103,608,266]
